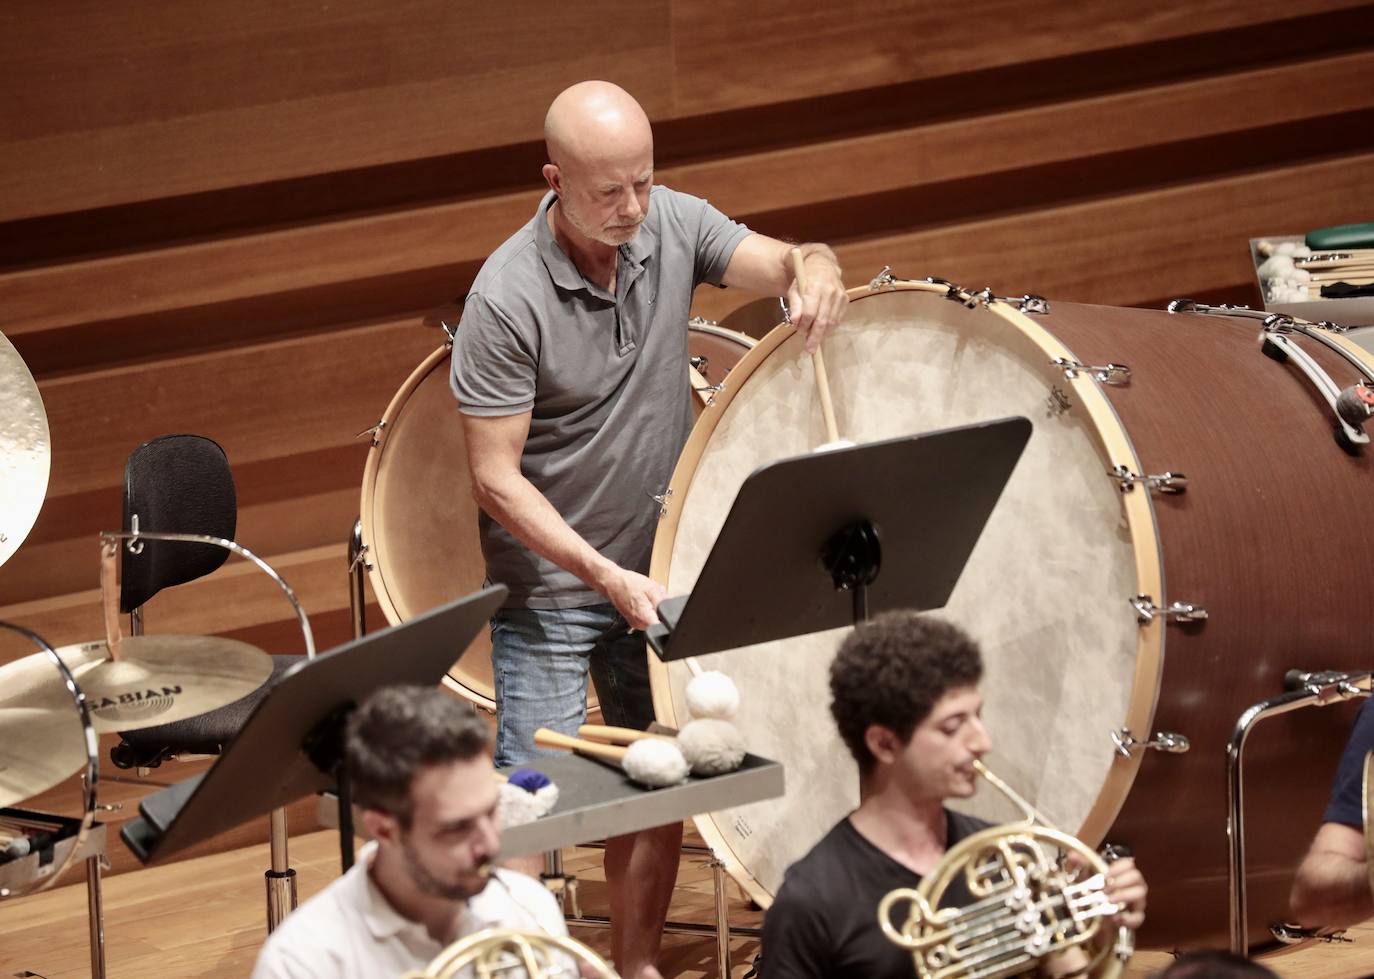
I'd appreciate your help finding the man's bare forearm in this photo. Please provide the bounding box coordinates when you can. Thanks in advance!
[472,468,618,595]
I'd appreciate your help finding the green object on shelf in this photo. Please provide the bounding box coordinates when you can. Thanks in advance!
[1306,222,1374,250]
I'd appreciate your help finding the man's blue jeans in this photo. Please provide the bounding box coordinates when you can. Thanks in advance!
[489,603,655,769]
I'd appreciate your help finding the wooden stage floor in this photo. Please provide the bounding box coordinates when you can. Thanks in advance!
[4,827,1374,978]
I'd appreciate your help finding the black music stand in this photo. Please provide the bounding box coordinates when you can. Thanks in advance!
[646,417,1032,661]
[121,585,507,867]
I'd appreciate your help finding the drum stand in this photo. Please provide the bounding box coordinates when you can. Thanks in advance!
[1227,669,1371,954]
[345,519,760,975]
[0,622,109,979]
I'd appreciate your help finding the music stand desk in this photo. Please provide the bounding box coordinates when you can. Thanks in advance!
[122,586,508,864]
[498,753,783,858]
[647,417,1032,661]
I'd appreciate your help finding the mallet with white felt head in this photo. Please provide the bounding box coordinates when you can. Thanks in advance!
[534,728,688,788]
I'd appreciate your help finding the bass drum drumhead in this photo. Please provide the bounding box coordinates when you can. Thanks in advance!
[361,323,756,711]
[651,281,1157,906]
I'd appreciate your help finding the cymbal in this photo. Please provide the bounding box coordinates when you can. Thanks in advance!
[0,635,274,735]
[0,330,51,569]
[0,705,88,808]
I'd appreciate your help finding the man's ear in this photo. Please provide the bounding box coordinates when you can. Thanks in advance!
[362,808,398,845]
[542,163,562,195]
[865,724,902,766]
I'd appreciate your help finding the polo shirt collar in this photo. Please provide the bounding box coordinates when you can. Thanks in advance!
[623,212,656,266]
[535,192,586,293]
[535,191,657,294]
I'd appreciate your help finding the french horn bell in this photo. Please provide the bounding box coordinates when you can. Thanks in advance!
[878,760,1134,979]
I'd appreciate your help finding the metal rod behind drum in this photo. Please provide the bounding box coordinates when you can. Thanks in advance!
[1227,671,1371,954]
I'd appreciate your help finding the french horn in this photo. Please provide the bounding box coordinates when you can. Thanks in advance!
[877,760,1134,979]
[402,926,619,979]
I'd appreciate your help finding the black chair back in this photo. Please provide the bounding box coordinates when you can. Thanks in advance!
[120,434,237,613]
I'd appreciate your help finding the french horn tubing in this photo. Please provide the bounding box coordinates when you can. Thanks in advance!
[402,927,620,979]
[877,760,1134,979]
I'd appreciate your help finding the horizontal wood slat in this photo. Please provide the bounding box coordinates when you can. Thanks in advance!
[668,0,1371,113]
[1,544,351,661]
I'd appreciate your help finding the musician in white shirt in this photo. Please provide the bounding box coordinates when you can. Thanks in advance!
[252,685,566,979]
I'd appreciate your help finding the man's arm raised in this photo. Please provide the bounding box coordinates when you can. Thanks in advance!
[722,234,846,353]
[461,410,665,629]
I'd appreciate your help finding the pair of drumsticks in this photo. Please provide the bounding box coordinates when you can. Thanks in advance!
[534,724,669,763]
[1296,249,1374,297]
[535,724,690,788]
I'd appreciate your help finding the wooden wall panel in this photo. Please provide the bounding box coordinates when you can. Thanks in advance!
[685,151,1374,322]
[667,50,1374,220]
[670,0,1369,112]
[0,321,436,609]
[0,1,674,219]
[2,0,1372,913]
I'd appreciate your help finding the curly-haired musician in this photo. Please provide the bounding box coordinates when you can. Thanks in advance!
[1290,696,1374,928]
[758,611,1148,979]
[251,685,566,979]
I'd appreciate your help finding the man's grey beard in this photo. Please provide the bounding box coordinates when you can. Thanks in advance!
[560,198,643,247]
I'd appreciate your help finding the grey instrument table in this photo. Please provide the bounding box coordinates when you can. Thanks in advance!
[498,752,783,858]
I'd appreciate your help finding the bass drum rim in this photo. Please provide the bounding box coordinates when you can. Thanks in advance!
[647,278,1166,908]
[358,342,499,709]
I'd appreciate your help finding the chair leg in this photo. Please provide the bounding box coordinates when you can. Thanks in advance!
[264,806,297,932]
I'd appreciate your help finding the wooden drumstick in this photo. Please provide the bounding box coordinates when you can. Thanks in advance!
[579,724,674,745]
[790,248,841,445]
[535,728,628,764]
[536,727,689,787]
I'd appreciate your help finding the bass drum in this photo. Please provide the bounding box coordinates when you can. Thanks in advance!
[649,279,1374,948]
[360,322,755,711]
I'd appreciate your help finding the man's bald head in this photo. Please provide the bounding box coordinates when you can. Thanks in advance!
[544,81,653,173]
[541,82,655,249]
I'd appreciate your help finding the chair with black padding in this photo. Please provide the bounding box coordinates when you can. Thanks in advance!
[105,434,315,930]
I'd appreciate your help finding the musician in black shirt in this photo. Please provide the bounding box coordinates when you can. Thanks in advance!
[759,612,1148,979]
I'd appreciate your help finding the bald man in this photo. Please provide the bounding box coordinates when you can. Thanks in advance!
[450,81,846,976]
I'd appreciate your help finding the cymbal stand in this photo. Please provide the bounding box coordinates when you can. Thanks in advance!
[103,529,317,932]
[0,622,107,979]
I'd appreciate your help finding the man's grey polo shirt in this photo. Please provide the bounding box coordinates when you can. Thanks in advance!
[451,186,751,608]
